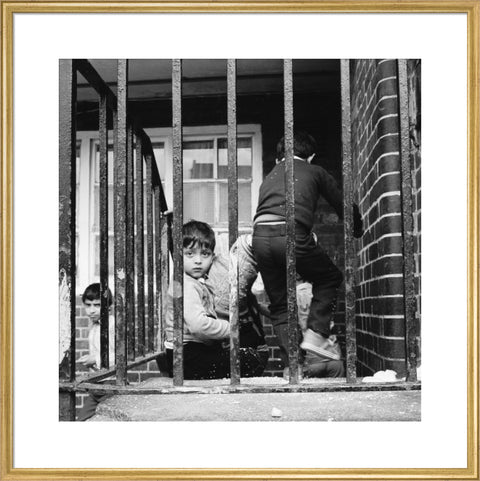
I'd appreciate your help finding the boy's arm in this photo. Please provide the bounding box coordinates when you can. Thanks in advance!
[78,325,101,369]
[316,166,364,237]
[315,167,344,218]
[77,353,97,367]
[353,203,364,238]
[184,281,230,341]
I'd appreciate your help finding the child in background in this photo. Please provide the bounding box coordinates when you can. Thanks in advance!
[208,234,267,350]
[163,220,265,379]
[77,283,115,421]
[77,283,115,369]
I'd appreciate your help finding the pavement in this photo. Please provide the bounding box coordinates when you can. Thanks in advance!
[89,376,421,422]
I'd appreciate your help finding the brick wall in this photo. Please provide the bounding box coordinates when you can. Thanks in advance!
[74,298,91,414]
[350,59,407,376]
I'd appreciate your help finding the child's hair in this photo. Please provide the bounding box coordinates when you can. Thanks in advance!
[183,220,216,252]
[276,130,318,161]
[82,283,113,307]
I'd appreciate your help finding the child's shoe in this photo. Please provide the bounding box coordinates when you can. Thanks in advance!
[300,329,341,360]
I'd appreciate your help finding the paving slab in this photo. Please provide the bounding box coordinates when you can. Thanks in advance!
[90,377,421,422]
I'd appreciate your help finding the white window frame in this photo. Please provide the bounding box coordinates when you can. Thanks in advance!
[75,124,262,291]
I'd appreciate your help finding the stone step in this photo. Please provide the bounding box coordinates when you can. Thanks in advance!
[89,377,421,422]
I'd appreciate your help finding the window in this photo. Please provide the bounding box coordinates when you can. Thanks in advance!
[183,136,253,226]
[75,125,262,290]
[91,142,166,279]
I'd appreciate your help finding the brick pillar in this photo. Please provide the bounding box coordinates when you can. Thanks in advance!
[350,59,409,376]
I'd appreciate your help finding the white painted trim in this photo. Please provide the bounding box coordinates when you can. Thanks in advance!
[76,124,263,283]
[76,133,93,291]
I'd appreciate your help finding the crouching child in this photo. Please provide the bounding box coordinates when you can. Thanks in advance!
[163,220,266,380]
[77,283,115,421]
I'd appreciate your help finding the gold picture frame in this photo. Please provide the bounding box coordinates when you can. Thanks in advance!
[1,1,478,479]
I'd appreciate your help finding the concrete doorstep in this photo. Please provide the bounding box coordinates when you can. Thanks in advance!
[89,377,421,422]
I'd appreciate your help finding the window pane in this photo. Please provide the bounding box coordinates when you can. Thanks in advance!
[76,141,81,228]
[76,141,81,185]
[218,182,251,224]
[94,144,114,184]
[184,182,215,224]
[75,141,81,280]
[183,140,214,179]
[93,234,115,278]
[93,185,114,229]
[218,137,252,179]
[152,142,166,181]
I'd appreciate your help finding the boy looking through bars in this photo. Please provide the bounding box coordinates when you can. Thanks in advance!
[161,220,266,379]
[77,283,115,421]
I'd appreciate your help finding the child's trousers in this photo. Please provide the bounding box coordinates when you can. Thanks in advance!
[252,223,343,363]
[165,342,267,380]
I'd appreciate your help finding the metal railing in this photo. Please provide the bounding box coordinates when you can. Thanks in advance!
[59,59,419,421]
[59,60,171,419]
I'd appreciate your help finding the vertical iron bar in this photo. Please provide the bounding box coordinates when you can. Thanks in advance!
[397,59,418,382]
[99,92,110,369]
[126,124,135,360]
[135,133,145,357]
[160,213,171,350]
[114,59,128,385]
[113,112,118,186]
[113,109,118,314]
[341,59,358,383]
[146,153,155,352]
[59,59,77,420]
[227,59,240,384]
[154,186,162,351]
[172,59,184,386]
[284,59,299,384]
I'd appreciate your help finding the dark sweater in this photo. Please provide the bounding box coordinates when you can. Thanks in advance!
[254,159,344,233]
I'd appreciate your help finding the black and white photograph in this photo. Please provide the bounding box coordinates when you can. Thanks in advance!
[59,58,422,422]
[3,5,476,478]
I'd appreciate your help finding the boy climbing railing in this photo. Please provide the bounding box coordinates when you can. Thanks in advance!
[59,58,419,422]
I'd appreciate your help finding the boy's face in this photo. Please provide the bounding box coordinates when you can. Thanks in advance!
[84,299,101,323]
[183,244,214,279]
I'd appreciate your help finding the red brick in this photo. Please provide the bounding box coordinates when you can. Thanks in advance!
[76,340,89,349]
[377,153,401,176]
[367,135,400,169]
[127,372,140,383]
[378,194,401,216]
[76,317,89,328]
[139,372,160,381]
[378,337,406,359]
[383,317,406,337]
[376,76,398,99]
